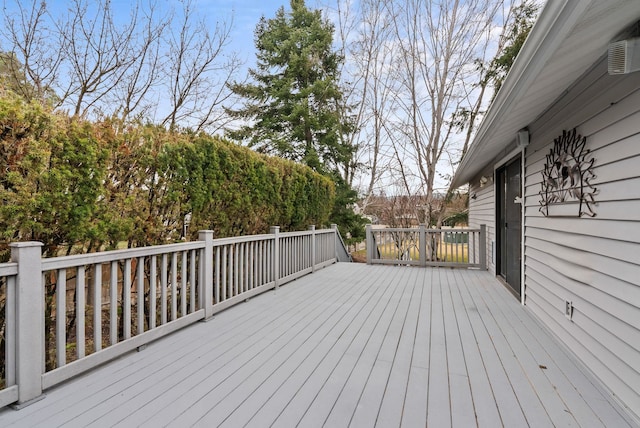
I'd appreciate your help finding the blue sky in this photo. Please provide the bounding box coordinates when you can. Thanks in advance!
[195,0,287,63]
[105,0,293,67]
[22,0,293,67]
[4,0,322,73]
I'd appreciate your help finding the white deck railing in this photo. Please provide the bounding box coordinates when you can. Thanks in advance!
[0,225,343,409]
[366,224,486,269]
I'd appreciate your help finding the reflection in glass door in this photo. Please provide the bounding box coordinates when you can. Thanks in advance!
[496,155,522,296]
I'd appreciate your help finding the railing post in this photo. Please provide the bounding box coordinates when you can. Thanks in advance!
[10,241,45,408]
[270,226,280,290]
[419,224,427,267]
[366,224,373,264]
[309,225,316,272]
[479,224,487,270]
[198,230,214,319]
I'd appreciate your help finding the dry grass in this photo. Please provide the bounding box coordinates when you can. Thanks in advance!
[358,241,470,263]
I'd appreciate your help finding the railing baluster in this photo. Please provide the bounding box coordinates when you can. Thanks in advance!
[310,226,316,270]
[56,269,66,367]
[77,266,86,359]
[181,251,187,318]
[137,257,145,334]
[93,264,102,352]
[473,233,480,263]
[469,231,474,264]
[237,244,242,294]
[285,238,288,276]
[110,262,118,346]
[123,259,132,340]
[256,241,260,287]
[255,242,259,287]
[245,243,250,292]
[233,244,238,297]
[302,235,306,270]
[236,244,241,294]
[241,243,246,293]
[265,239,269,284]
[222,246,227,301]
[190,250,196,311]
[258,241,263,286]
[268,239,271,283]
[267,238,272,283]
[261,240,265,285]
[5,276,16,387]
[150,256,157,329]
[283,238,287,277]
[171,252,177,321]
[248,242,253,290]
[480,224,487,270]
[239,244,243,294]
[263,240,267,284]
[215,247,220,304]
[161,254,167,325]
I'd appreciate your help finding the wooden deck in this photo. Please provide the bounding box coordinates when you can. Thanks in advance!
[0,263,636,427]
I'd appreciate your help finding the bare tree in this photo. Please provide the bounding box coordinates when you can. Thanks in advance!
[1,0,63,103]
[161,0,240,132]
[326,0,397,207]
[1,0,240,131]
[56,0,141,117]
[327,0,522,226]
[114,1,169,123]
[383,0,503,224]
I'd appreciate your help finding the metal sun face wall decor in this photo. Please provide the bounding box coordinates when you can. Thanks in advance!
[539,128,597,217]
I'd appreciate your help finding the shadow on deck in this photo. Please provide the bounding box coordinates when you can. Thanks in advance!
[0,263,636,427]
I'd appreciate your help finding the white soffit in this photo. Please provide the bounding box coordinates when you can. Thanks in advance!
[452,0,640,188]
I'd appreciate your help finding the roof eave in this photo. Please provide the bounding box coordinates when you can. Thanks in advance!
[451,0,593,188]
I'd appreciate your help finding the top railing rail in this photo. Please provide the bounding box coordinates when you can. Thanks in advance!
[0,225,343,410]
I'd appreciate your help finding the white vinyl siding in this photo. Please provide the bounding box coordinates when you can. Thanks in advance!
[468,179,495,273]
[523,56,640,418]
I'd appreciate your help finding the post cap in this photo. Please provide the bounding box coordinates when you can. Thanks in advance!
[9,242,43,248]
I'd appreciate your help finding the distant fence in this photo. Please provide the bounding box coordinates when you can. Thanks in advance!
[366,225,486,269]
[0,225,347,409]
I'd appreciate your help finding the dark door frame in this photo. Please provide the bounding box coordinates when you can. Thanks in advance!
[495,154,523,299]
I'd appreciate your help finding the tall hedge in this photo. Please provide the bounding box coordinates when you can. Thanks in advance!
[0,93,335,260]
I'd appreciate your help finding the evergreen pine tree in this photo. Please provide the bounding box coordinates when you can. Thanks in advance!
[227,0,351,174]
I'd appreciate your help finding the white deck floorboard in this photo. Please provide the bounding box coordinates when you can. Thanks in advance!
[0,263,637,427]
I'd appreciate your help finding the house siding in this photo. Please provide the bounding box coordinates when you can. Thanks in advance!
[468,178,495,273]
[523,56,640,418]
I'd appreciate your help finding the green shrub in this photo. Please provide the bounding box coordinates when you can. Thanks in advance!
[0,94,335,260]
